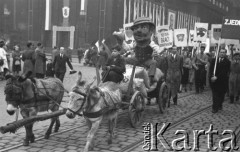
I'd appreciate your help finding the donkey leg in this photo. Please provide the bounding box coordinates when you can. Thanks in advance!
[23,125,31,146]
[54,116,60,132]
[84,120,101,152]
[108,113,118,144]
[45,117,56,139]
[29,123,35,143]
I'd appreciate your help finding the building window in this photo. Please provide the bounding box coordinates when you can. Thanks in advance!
[226,6,229,12]
[213,0,215,5]
[219,2,222,8]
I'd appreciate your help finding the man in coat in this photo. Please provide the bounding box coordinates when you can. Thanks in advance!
[102,48,126,83]
[22,42,35,77]
[209,48,230,113]
[193,44,208,93]
[229,52,240,103]
[165,45,183,105]
[53,47,75,82]
[35,42,46,78]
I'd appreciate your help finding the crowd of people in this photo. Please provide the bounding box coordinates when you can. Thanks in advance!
[0,40,77,82]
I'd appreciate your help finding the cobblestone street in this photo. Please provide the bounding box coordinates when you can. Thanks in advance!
[0,59,240,152]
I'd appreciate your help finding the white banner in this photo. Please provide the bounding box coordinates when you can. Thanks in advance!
[194,23,208,42]
[156,25,173,49]
[211,24,222,44]
[174,29,188,47]
[188,30,196,47]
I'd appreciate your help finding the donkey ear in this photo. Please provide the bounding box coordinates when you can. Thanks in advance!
[4,68,13,80]
[18,71,32,82]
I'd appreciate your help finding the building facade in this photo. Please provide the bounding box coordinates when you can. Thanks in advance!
[0,0,237,49]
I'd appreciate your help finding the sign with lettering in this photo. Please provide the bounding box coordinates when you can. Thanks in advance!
[222,16,240,39]
[62,7,70,18]
[174,29,188,47]
[194,23,208,42]
[211,24,222,44]
[156,25,173,49]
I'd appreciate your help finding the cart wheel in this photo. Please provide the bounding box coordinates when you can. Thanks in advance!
[158,82,169,114]
[129,91,145,128]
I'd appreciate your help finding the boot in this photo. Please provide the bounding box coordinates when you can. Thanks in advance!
[230,95,234,104]
[173,95,178,105]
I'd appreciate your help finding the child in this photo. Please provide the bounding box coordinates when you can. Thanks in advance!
[46,59,54,77]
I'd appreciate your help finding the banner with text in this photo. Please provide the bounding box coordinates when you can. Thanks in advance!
[222,16,240,39]
[156,25,173,49]
[194,23,208,42]
[174,29,188,47]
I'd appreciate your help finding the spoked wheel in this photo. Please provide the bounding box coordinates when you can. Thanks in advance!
[128,91,145,128]
[158,82,169,114]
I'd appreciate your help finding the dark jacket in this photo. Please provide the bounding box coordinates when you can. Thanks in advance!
[35,48,46,75]
[209,57,231,93]
[106,55,126,75]
[53,54,73,73]
[22,49,35,75]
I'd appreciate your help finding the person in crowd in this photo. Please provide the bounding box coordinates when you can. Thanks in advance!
[46,59,54,77]
[0,40,9,80]
[22,42,35,77]
[35,42,46,78]
[12,45,22,75]
[52,46,59,63]
[193,44,208,93]
[155,48,168,80]
[188,47,195,91]
[229,52,240,104]
[125,17,158,85]
[77,47,84,63]
[165,45,183,105]
[53,47,75,82]
[101,47,126,83]
[180,49,192,92]
[209,48,230,113]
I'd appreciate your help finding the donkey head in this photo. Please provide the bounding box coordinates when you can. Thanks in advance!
[4,70,33,115]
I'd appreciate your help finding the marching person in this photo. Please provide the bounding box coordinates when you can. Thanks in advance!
[12,45,22,75]
[35,42,46,78]
[181,49,192,92]
[22,42,35,77]
[53,47,75,82]
[126,17,158,85]
[0,40,9,79]
[193,44,208,93]
[165,46,183,105]
[52,46,59,63]
[101,47,126,83]
[229,52,240,104]
[209,48,230,113]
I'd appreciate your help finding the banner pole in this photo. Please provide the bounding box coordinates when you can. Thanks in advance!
[213,38,221,76]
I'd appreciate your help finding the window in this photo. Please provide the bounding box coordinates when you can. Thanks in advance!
[226,6,229,12]
[213,0,215,5]
[219,2,222,8]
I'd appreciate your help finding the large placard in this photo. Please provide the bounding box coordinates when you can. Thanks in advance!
[174,29,188,47]
[156,25,173,49]
[194,23,208,42]
[222,16,240,39]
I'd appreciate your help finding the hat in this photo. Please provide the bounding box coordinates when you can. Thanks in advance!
[130,17,155,30]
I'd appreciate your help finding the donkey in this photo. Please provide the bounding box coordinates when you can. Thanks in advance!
[4,70,64,146]
[66,81,122,152]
